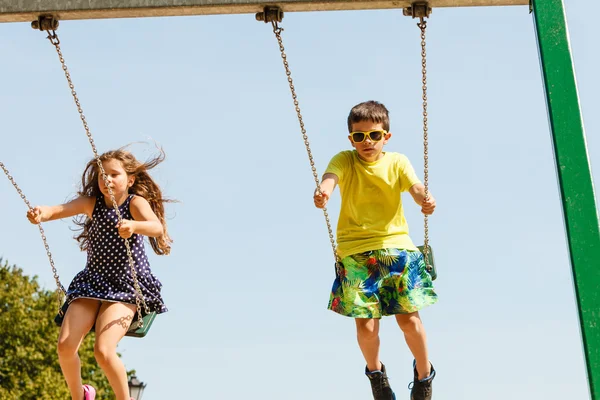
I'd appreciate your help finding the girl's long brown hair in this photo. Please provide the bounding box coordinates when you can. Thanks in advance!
[74,147,173,255]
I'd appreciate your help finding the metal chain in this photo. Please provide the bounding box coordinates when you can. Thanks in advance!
[270,22,340,271]
[0,161,66,306]
[45,30,149,328]
[417,18,431,268]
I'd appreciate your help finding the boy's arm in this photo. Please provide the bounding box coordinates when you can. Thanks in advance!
[314,173,339,209]
[408,183,436,215]
[408,183,427,205]
[320,173,339,194]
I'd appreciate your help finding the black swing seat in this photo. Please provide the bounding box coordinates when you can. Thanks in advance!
[417,245,437,281]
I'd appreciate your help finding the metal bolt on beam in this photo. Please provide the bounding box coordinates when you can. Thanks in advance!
[31,15,59,31]
[255,6,283,23]
[403,1,432,18]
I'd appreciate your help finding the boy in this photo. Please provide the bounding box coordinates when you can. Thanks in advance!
[313,101,438,400]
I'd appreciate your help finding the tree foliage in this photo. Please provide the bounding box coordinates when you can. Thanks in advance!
[0,259,122,399]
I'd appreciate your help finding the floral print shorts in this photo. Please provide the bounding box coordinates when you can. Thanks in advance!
[328,248,438,318]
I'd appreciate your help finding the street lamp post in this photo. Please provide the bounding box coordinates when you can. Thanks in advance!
[128,374,147,400]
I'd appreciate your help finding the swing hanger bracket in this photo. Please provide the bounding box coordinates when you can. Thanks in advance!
[255,6,284,23]
[403,1,432,19]
[31,15,59,31]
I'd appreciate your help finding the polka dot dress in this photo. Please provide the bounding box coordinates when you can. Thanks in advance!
[64,195,167,315]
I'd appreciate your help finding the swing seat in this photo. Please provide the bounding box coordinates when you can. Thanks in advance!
[54,302,157,338]
[126,311,157,338]
[417,245,437,281]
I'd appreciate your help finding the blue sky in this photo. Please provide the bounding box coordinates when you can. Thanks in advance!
[0,1,598,399]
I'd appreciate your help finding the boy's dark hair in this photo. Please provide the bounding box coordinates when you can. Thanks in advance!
[347,100,390,132]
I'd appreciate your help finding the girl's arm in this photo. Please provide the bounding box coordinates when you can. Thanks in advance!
[120,195,163,238]
[27,196,95,224]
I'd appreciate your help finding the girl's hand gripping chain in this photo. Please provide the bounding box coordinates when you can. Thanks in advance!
[27,206,49,224]
[117,219,136,239]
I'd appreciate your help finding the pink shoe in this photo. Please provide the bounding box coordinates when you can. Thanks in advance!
[82,384,96,400]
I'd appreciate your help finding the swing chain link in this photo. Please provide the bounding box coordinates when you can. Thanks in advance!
[270,21,341,275]
[0,161,67,307]
[417,17,431,269]
[45,29,149,329]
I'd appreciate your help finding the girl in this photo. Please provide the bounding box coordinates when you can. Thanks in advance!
[27,147,172,400]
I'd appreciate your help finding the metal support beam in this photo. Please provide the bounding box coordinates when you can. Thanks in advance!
[533,1,600,399]
[0,0,528,23]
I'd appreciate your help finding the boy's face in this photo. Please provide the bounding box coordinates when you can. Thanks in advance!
[348,120,392,162]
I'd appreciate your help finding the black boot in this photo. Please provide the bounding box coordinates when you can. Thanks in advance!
[409,361,435,400]
[365,363,396,400]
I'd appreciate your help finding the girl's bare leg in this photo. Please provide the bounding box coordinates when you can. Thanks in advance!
[57,298,101,400]
[93,302,136,400]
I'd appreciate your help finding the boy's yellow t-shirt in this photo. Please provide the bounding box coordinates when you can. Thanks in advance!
[324,150,421,259]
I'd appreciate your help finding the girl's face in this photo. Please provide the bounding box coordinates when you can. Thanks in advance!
[98,158,135,199]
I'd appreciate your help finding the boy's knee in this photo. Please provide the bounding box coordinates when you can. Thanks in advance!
[396,314,422,335]
[356,319,378,340]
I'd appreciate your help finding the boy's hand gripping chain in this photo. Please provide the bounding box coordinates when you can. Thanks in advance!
[34,16,150,329]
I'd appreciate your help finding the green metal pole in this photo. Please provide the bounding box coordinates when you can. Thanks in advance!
[533,1,600,398]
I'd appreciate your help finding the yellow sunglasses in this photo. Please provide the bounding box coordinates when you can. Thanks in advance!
[350,130,387,143]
